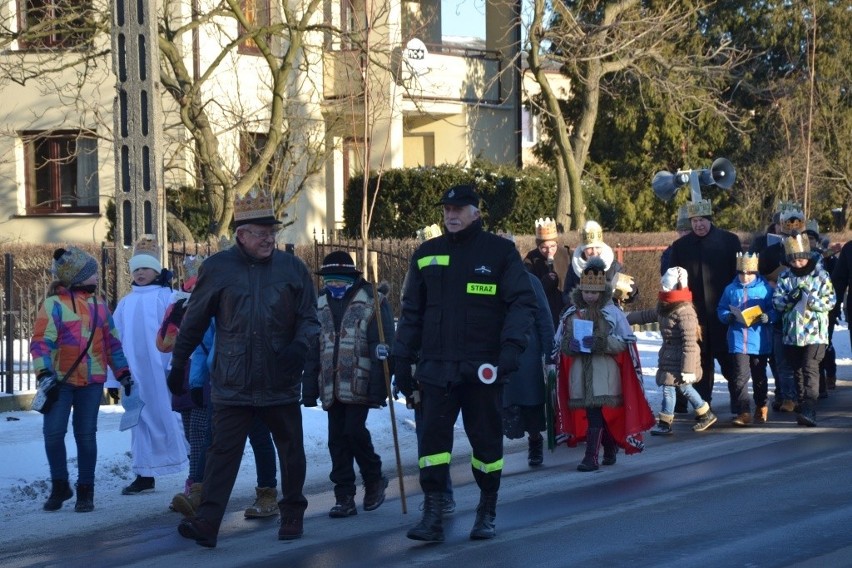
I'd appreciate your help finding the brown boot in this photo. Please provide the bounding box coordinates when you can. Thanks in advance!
[172,483,203,518]
[732,412,752,427]
[245,486,279,518]
[753,406,768,424]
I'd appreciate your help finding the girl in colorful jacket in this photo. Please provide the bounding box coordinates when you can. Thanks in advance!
[772,233,836,427]
[30,247,131,513]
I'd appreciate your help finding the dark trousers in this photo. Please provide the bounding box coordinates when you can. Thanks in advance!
[786,344,826,405]
[695,346,735,410]
[731,353,769,413]
[327,401,382,498]
[819,317,837,394]
[417,381,503,495]
[198,404,307,529]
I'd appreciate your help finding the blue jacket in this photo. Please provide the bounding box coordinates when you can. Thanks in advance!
[717,275,775,355]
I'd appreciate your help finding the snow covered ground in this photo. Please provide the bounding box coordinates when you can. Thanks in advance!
[1,324,850,552]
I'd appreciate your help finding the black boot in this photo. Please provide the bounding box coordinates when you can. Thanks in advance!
[44,480,73,511]
[469,492,498,540]
[527,432,544,467]
[74,483,94,512]
[577,427,602,472]
[407,492,445,542]
[329,494,357,518]
[363,475,388,511]
[601,427,618,466]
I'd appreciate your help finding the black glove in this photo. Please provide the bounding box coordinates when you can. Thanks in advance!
[167,298,187,326]
[280,342,308,376]
[117,372,133,396]
[568,338,582,354]
[392,356,414,397]
[787,287,804,303]
[167,364,186,396]
[107,388,120,403]
[757,313,770,324]
[497,344,523,376]
[725,313,737,324]
[190,387,205,409]
[302,397,318,408]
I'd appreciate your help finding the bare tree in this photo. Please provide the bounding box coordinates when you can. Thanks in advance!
[525,0,746,230]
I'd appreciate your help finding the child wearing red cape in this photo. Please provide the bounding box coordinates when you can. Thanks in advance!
[553,257,655,471]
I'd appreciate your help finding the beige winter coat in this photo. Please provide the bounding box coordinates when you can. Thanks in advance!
[655,300,703,386]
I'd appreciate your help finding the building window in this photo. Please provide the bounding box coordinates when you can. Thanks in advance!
[340,0,366,50]
[18,0,95,50]
[239,0,271,55]
[23,131,99,214]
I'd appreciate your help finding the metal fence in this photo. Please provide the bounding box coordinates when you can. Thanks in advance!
[1,237,666,395]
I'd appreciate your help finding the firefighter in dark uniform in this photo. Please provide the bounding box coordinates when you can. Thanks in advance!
[392,184,537,543]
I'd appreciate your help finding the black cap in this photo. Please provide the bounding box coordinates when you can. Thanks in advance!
[316,251,361,276]
[437,184,480,207]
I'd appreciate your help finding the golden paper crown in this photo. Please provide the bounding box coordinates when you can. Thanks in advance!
[736,252,759,273]
[612,272,635,301]
[535,217,558,241]
[676,205,691,231]
[784,233,810,260]
[416,224,442,242]
[133,234,160,258]
[580,220,604,248]
[686,199,713,218]
[234,190,277,225]
[578,257,607,292]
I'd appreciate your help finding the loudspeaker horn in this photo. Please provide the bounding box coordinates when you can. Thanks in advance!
[710,157,736,189]
[652,171,686,202]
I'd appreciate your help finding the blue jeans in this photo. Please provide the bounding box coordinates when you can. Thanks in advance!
[660,384,705,418]
[248,417,277,488]
[42,382,103,485]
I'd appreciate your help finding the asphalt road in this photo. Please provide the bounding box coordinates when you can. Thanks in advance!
[7,384,852,568]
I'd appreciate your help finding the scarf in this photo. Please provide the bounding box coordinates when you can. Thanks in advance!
[658,288,693,304]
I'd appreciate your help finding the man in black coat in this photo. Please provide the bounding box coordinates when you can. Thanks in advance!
[669,199,742,411]
[393,184,537,543]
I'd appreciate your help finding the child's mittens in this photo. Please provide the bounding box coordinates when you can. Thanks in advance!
[583,335,608,353]
[725,313,736,324]
[787,287,804,303]
[568,338,582,354]
[681,372,697,383]
[756,313,769,324]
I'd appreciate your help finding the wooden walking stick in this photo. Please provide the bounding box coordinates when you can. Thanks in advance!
[370,251,407,513]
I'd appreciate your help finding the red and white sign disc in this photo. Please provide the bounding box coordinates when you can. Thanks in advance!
[478,363,497,384]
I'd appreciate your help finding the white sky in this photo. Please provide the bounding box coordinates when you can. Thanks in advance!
[2,326,849,550]
[442,0,487,39]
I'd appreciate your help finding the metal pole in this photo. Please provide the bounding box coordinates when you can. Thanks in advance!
[4,253,14,394]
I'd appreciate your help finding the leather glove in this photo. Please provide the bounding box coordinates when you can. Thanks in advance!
[787,287,804,303]
[107,388,120,403]
[568,338,582,354]
[681,372,697,383]
[37,371,57,389]
[392,356,414,397]
[190,387,205,408]
[756,313,770,324]
[302,397,318,408]
[280,342,308,376]
[166,298,187,326]
[117,372,133,396]
[167,364,186,396]
[497,344,523,376]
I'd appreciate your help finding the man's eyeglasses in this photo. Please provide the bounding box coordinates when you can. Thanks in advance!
[242,229,279,240]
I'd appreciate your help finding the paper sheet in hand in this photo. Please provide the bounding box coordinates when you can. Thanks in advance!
[794,293,809,316]
[573,319,594,353]
[120,389,145,431]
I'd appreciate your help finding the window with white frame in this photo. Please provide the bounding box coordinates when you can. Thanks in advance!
[22,131,99,214]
